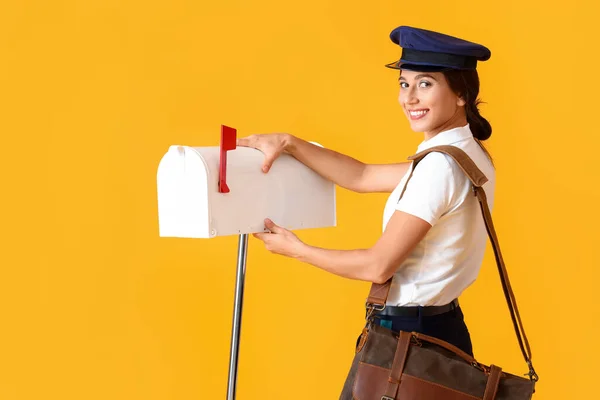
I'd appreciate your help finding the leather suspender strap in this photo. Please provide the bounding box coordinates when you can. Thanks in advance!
[365,145,538,382]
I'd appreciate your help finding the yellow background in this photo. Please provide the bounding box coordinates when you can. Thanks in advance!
[1,0,598,398]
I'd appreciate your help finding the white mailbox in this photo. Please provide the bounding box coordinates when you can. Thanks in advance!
[156,126,337,400]
[156,132,336,238]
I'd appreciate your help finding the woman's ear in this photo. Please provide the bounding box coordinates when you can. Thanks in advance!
[457,95,466,107]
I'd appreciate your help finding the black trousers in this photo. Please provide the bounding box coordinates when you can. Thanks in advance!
[362,305,474,357]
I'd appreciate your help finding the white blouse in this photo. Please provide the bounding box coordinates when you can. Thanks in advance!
[382,124,496,306]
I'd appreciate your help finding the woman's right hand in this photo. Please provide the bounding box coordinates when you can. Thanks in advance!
[236,133,293,173]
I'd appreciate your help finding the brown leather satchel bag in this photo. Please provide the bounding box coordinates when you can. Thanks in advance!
[340,145,538,400]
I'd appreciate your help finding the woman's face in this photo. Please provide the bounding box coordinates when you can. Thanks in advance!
[398,70,466,138]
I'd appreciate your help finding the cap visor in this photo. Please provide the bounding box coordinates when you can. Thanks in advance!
[385,61,452,72]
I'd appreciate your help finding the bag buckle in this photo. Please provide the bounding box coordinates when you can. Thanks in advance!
[526,360,539,382]
[471,361,490,374]
[381,396,395,400]
[365,302,385,320]
[410,334,422,347]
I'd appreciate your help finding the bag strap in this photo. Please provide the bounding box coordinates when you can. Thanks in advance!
[365,144,538,382]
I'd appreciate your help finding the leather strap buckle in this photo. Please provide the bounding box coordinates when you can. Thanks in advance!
[365,302,386,311]
[365,302,386,321]
[410,334,422,347]
[381,396,395,400]
[526,360,539,382]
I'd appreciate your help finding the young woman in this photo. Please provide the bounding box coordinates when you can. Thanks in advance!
[236,26,494,357]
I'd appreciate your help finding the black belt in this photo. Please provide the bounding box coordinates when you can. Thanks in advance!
[375,299,459,318]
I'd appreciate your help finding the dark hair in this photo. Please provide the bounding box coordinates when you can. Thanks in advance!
[443,69,493,162]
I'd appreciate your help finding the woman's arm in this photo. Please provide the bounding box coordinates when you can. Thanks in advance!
[356,162,412,193]
[237,133,410,194]
[285,135,411,193]
[254,211,431,284]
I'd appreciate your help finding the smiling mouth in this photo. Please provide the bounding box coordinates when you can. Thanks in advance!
[408,109,429,120]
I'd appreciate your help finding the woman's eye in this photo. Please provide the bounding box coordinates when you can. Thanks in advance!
[419,81,431,88]
[400,82,408,88]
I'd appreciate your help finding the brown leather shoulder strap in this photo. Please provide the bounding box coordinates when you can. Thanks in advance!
[366,145,538,381]
[410,145,489,187]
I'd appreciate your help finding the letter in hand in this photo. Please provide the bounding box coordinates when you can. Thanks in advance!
[236,134,288,173]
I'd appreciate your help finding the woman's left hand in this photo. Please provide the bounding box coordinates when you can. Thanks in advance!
[253,219,306,258]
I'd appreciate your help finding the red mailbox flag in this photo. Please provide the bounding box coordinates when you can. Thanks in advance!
[219,125,237,193]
